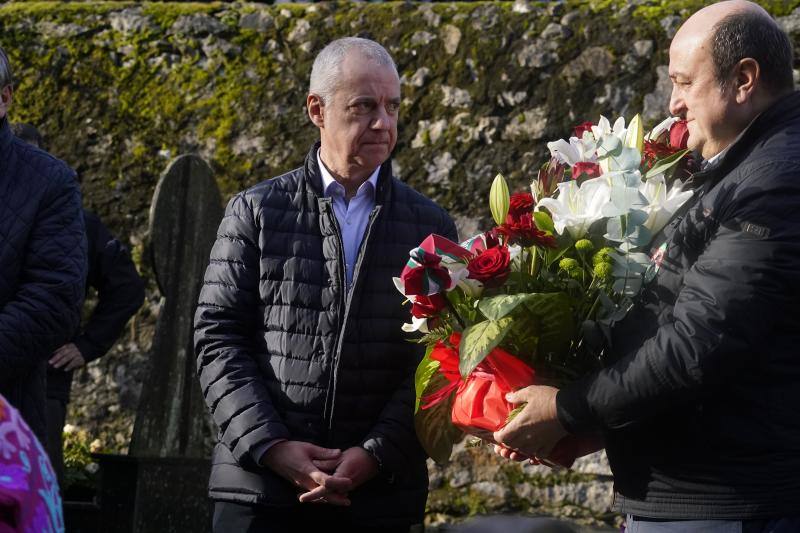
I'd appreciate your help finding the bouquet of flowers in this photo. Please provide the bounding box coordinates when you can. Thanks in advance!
[396,114,694,467]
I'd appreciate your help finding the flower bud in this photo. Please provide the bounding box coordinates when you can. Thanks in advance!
[575,239,594,254]
[592,247,614,265]
[558,258,579,272]
[593,262,613,280]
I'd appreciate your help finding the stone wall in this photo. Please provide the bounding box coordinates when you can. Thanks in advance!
[2,0,799,527]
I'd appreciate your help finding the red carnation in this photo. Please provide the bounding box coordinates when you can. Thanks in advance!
[572,161,602,180]
[467,246,511,288]
[508,192,534,218]
[496,212,558,249]
[573,121,594,139]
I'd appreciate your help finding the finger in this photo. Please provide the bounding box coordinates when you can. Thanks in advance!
[298,487,351,506]
[505,388,528,404]
[298,485,328,503]
[308,470,352,493]
[312,458,340,472]
[322,475,352,493]
[50,353,71,369]
[306,444,342,460]
[508,451,528,462]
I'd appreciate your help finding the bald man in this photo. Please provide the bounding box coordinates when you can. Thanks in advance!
[494,2,800,530]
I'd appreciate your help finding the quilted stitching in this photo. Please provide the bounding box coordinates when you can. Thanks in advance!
[0,119,87,442]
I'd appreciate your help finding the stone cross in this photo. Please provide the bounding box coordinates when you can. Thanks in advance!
[130,155,223,458]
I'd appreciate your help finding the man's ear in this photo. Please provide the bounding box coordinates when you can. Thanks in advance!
[0,85,13,119]
[734,58,759,104]
[307,93,324,128]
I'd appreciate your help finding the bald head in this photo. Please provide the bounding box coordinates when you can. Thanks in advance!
[667,1,794,159]
[676,0,769,37]
[672,1,793,95]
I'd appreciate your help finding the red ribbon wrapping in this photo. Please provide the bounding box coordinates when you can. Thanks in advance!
[422,333,599,468]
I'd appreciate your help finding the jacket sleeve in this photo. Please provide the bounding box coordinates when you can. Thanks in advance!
[361,209,459,474]
[0,165,86,382]
[557,163,800,434]
[74,217,145,363]
[194,192,290,468]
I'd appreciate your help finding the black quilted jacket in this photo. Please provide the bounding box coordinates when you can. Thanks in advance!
[0,118,86,442]
[194,142,457,526]
[557,91,800,518]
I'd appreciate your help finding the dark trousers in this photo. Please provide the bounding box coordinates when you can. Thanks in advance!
[212,501,413,533]
[45,397,67,491]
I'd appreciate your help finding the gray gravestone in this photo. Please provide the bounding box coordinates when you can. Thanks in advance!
[130,154,223,458]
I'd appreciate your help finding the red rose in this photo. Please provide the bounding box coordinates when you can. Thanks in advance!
[573,121,594,139]
[411,293,447,319]
[571,161,602,180]
[669,120,689,149]
[508,192,534,218]
[467,246,511,288]
[496,213,558,249]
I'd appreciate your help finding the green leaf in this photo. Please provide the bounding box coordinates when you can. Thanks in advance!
[478,294,534,321]
[517,292,575,362]
[459,317,514,378]
[489,173,510,226]
[533,211,556,235]
[414,345,439,413]
[414,372,463,464]
[645,149,689,179]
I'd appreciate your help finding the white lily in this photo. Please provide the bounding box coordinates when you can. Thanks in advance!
[546,136,598,167]
[646,116,679,142]
[591,115,627,145]
[639,175,695,235]
[536,177,611,239]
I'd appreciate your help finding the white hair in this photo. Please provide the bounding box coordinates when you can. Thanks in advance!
[309,37,397,104]
[0,46,12,88]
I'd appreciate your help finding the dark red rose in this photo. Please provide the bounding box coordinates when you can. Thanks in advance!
[573,121,594,139]
[508,192,534,218]
[669,120,689,149]
[571,162,602,180]
[467,246,511,288]
[411,293,447,319]
[496,212,558,249]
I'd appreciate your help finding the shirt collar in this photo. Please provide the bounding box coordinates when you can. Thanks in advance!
[317,149,379,198]
[700,114,759,171]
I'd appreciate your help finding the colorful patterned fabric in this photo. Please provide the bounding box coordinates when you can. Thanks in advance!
[0,394,63,533]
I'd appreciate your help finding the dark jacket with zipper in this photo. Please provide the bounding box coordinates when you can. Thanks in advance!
[46,210,145,403]
[557,91,800,518]
[194,142,457,526]
[0,117,86,442]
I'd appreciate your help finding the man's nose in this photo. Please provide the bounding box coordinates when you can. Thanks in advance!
[668,85,685,118]
[371,106,392,130]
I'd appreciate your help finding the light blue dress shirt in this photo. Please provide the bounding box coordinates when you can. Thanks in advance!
[318,150,380,288]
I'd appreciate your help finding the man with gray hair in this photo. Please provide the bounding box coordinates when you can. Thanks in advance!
[196,37,456,531]
[0,46,87,445]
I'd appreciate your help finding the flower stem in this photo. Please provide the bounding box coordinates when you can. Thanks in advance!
[445,295,466,331]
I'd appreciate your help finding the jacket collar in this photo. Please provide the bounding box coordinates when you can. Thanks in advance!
[686,90,800,190]
[303,141,394,205]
